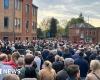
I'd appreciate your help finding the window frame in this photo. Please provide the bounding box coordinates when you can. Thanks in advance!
[4,17,9,28]
[26,4,30,14]
[26,21,29,32]
[4,0,9,9]
[15,0,21,10]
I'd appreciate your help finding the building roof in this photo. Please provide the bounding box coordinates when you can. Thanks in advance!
[32,4,38,9]
[70,23,95,28]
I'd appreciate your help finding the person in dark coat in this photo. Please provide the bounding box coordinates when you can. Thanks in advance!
[72,50,80,60]
[68,47,75,55]
[63,48,72,59]
[19,54,37,79]
[74,51,89,80]
[56,58,74,80]
[42,47,49,61]
[52,55,64,73]
[46,52,55,63]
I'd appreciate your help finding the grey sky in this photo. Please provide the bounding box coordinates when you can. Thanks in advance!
[33,0,100,27]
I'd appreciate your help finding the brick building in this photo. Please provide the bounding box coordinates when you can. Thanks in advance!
[68,23,100,43]
[0,0,38,41]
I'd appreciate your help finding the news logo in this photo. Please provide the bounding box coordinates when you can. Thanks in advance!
[0,69,20,75]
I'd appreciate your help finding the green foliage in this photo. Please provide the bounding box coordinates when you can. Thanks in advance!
[49,17,59,37]
[67,13,85,27]
[37,28,44,39]
[57,27,66,37]
[43,29,50,38]
[65,25,69,37]
[38,13,85,39]
[65,13,85,37]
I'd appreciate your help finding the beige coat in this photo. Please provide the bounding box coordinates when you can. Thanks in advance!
[85,70,100,80]
[39,68,56,80]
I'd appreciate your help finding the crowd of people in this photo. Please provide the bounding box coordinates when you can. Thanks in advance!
[0,39,100,80]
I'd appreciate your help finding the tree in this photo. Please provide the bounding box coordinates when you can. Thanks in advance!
[39,18,51,38]
[65,13,85,38]
[79,12,84,20]
[67,18,78,27]
[65,25,69,38]
[76,12,85,23]
[57,27,66,37]
[59,19,67,28]
[39,18,51,30]
[49,17,59,37]
[67,13,85,27]
[37,28,44,39]
[57,19,67,37]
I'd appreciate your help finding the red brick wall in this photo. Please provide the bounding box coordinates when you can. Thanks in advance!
[97,28,100,43]
[22,0,33,40]
[0,0,37,41]
[68,28,100,43]
[68,28,80,43]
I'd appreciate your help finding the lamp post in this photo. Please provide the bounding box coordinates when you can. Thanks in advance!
[13,0,15,42]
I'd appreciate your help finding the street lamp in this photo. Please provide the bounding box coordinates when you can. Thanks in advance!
[13,0,15,42]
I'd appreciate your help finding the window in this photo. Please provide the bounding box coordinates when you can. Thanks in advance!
[32,22,37,30]
[93,32,95,35]
[4,0,9,9]
[15,0,18,9]
[26,21,29,32]
[33,8,37,16]
[17,18,20,28]
[4,17,9,28]
[15,0,21,10]
[26,37,28,40]
[32,21,34,30]
[34,22,37,29]
[18,37,21,40]
[26,4,29,14]
[35,9,37,16]
[15,37,18,40]
[3,37,8,41]
[15,18,17,27]
[15,18,20,28]
[90,31,91,35]
[33,8,35,16]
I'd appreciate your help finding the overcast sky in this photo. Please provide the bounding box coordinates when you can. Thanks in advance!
[33,0,100,27]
